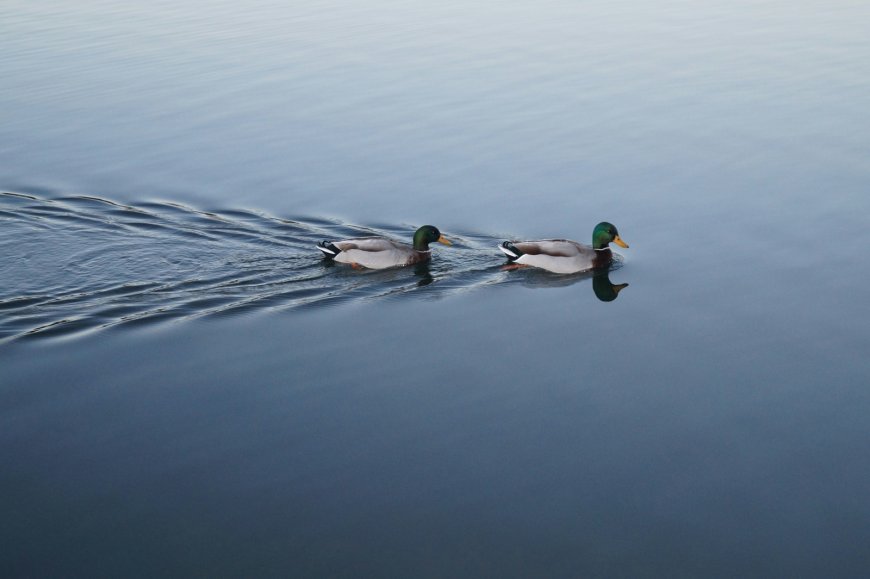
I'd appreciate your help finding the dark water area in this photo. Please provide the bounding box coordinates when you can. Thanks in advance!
[3,0,870,576]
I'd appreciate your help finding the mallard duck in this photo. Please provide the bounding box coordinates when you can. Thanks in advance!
[498,222,628,274]
[317,225,451,269]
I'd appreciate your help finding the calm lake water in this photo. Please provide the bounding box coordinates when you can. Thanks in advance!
[2,0,870,576]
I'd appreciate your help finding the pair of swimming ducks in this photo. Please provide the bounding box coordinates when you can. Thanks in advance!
[317,222,628,274]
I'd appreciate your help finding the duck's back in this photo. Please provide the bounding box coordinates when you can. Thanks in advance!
[333,237,400,253]
[512,239,590,257]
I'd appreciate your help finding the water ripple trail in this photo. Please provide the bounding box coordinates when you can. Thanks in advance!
[0,190,623,342]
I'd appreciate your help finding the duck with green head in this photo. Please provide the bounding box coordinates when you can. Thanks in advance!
[498,222,628,274]
[317,225,451,269]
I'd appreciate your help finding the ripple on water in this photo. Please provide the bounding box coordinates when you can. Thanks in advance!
[0,190,628,343]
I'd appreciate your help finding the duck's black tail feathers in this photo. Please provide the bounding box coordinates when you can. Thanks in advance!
[317,241,341,258]
[499,241,523,261]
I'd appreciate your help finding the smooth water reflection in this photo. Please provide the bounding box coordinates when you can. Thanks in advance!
[3,286,868,577]
[2,0,867,230]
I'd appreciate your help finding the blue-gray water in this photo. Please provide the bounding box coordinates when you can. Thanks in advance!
[2,1,870,576]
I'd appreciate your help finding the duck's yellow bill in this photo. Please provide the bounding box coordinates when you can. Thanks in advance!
[438,235,452,246]
[613,235,629,248]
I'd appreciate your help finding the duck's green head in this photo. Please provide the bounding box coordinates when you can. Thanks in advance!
[592,222,629,250]
[413,225,451,251]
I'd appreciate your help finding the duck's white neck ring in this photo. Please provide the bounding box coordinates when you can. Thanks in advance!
[594,247,612,252]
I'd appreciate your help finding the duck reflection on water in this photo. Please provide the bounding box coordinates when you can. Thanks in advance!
[502,265,629,302]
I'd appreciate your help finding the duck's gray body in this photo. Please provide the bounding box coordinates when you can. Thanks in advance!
[498,239,611,274]
[317,237,430,269]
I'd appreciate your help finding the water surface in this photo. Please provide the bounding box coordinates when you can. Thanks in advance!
[2,0,870,576]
